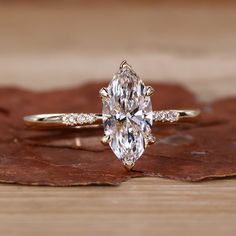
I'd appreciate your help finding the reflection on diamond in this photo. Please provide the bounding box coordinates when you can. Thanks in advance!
[102,63,153,165]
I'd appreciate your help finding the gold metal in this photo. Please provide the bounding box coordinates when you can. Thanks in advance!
[24,110,200,130]
[146,86,155,96]
[123,162,135,171]
[145,135,157,148]
[101,135,111,145]
[99,88,108,98]
[120,60,132,70]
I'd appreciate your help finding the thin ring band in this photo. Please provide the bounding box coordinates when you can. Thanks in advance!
[24,110,200,129]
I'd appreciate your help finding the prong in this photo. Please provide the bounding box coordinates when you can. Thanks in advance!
[101,135,111,145]
[146,86,155,96]
[123,161,135,171]
[120,60,132,70]
[145,135,157,148]
[99,87,108,98]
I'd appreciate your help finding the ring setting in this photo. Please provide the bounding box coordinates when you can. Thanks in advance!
[24,61,200,170]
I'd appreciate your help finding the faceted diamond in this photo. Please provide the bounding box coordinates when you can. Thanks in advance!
[167,111,179,122]
[63,114,77,126]
[102,63,153,165]
[155,110,179,122]
[77,114,85,124]
[63,113,96,126]
[86,114,96,124]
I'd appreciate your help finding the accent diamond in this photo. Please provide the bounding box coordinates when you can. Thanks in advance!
[62,114,77,126]
[102,62,153,166]
[154,110,179,122]
[167,111,179,122]
[63,113,96,126]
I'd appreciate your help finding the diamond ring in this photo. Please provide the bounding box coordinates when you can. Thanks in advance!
[24,61,200,169]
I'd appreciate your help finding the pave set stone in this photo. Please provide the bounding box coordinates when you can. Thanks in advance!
[62,113,96,126]
[154,110,179,122]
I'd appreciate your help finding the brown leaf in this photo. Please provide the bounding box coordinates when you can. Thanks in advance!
[0,83,235,186]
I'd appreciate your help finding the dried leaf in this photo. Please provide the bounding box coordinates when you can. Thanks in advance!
[0,83,235,186]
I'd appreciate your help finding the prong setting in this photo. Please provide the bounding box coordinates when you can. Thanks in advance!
[120,60,132,70]
[101,135,111,145]
[146,86,155,96]
[145,135,157,148]
[99,87,109,99]
[123,161,135,171]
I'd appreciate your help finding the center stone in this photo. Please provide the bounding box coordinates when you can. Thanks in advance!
[102,64,153,166]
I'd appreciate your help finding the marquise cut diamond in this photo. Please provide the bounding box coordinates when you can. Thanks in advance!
[102,62,153,166]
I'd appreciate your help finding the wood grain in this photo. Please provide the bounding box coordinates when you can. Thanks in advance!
[0,4,235,101]
[0,178,236,236]
[0,2,236,236]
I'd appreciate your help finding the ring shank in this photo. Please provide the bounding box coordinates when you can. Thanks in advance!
[24,113,103,129]
[24,110,200,129]
[174,110,200,121]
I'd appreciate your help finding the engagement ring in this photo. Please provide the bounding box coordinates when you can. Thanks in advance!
[24,61,200,169]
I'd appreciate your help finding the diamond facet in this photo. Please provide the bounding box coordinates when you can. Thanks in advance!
[102,62,153,166]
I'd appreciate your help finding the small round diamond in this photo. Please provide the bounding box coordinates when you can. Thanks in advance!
[63,114,77,126]
[155,111,179,122]
[62,113,97,126]
[160,111,167,122]
[87,114,96,123]
[155,112,160,121]
[155,111,165,121]
[77,114,86,124]
[168,111,179,122]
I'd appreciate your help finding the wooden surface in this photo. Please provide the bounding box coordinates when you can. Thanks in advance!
[0,3,236,101]
[0,178,236,236]
[0,2,236,236]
